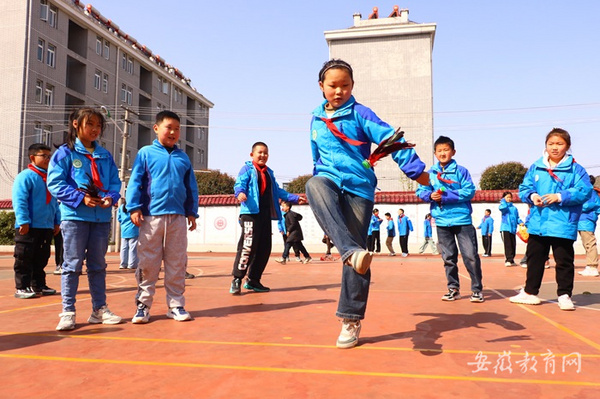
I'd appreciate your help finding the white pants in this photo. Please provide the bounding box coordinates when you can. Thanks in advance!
[135,215,187,309]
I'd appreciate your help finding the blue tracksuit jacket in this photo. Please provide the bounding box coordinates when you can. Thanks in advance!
[12,165,60,228]
[478,216,494,235]
[310,96,425,201]
[397,215,413,235]
[519,154,592,240]
[126,139,199,218]
[416,159,476,227]
[424,219,433,238]
[499,199,523,233]
[117,204,139,239]
[48,139,121,223]
[577,191,600,232]
[386,219,396,237]
[234,161,299,221]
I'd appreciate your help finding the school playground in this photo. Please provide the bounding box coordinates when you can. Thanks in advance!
[0,251,599,398]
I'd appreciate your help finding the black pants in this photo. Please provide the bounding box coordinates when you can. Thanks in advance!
[367,231,381,252]
[53,230,64,267]
[482,235,492,256]
[284,241,310,259]
[524,234,574,297]
[399,234,409,254]
[232,214,272,282]
[281,234,300,258]
[13,228,53,290]
[502,231,516,263]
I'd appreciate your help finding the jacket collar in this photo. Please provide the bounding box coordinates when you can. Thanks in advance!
[312,96,356,118]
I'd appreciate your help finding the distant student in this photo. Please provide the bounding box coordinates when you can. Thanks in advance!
[499,191,523,266]
[477,209,494,257]
[577,175,600,276]
[510,128,592,310]
[127,110,199,324]
[275,214,301,264]
[384,212,396,256]
[305,59,428,349]
[419,213,439,255]
[48,108,123,330]
[280,201,311,263]
[416,135,484,303]
[367,208,383,253]
[12,143,60,299]
[117,198,139,270]
[230,142,302,294]
[397,208,413,257]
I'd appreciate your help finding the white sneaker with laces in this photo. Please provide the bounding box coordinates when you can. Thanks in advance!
[505,262,513,267]
[557,294,575,311]
[88,306,122,325]
[345,251,373,275]
[167,307,192,321]
[509,288,541,305]
[132,304,150,324]
[56,312,76,331]
[336,319,361,349]
[578,266,599,277]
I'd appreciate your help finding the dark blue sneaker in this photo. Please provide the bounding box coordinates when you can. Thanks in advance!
[230,278,242,295]
[243,279,270,292]
[132,303,150,324]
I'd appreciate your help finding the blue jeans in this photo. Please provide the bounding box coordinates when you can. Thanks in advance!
[436,224,483,292]
[60,221,110,312]
[120,237,139,269]
[306,176,373,320]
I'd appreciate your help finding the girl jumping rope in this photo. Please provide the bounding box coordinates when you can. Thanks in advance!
[48,107,123,330]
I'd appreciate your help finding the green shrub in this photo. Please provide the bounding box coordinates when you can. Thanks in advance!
[195,170,235,195]
[286,174,312,194]
[0,211,16,245]
[480,162,527,190]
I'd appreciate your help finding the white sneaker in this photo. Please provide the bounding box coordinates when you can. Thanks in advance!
[167,307,192,321]
[336,319,361,349]
[345,251,373,275]
[56,312,76,331]
[274,258,286,265]
[509,288,541,305]
[520,263,527,268]
[557,294,575,311]
[578,266,599,277]
[88,306,122,325]
[132,303,150,324]
[505,262,513,267]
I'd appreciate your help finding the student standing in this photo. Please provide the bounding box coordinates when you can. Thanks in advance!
[477,209,494,257]
[384,212,396,256]
[397,208,413,257]
[499,192,523,266]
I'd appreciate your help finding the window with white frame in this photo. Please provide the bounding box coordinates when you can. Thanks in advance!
[44,84,54,106]
[174,87,183,103]
[43,125,52,145]
[35,80,43,103]
[126,56,134,74]
[34,123,43,142]
[102,73,108,93]
[94,70,101,90]
[40,0,48,21]
[96,36,102,55]
[157,77,169,94]
[46,43,56,67]
[37,38,45,62]
[48,4,58,28]
[120,83,132,105]
[103,40,110,60]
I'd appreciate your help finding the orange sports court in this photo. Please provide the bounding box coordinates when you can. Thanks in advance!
[1,251,599,398]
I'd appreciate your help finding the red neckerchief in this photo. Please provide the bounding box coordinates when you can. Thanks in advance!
[28,164,51,204]
[83,153,105,189]
[546,168,563,182]
[436,171,457,184]
[253,161,268,195]
[320,117,366,146]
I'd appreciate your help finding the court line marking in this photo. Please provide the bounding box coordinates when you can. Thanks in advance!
[0,352,597,386]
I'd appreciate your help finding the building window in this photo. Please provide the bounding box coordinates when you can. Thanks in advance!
[43,125,53,145]
[103,40,110,60]
[120,83,132,105]
[48,4,58,28]
[127,56,134,74]
[46,43,56,67]
[96,36,102,55]
[158,77,169,94]
[35,80,43,103]
[174,87,183,103]
[121,52,127,70]
[102,73,109,93]
[40,0,48,21]
[94,70,102,90]
[37,39,45,62]
[44,84,54,106]
[34,123,43,142]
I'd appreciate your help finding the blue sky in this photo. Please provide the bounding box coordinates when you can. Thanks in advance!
[93,0,600,185]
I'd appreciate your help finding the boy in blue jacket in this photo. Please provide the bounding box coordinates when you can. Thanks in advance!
[127,111,199,323]
[384,212,396,256]
[12,143,60,298]
[117,198,139,270]
[397,208,413,256]
[416,135,484,303]
[230,142,303,294]
[577,175,600,277]
[499,192,524,266]
[477,209,494,257]
[367,208,383,253]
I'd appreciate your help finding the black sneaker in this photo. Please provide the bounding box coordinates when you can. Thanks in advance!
[185,271,195,279]
[441,288,461,301]
[229,277,242,295]
[243,279,270,292]
[34,286,57,296]
[470,291,484,303]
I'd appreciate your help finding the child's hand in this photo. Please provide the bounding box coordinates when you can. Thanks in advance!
[237,193,247,203]
[19,224,29,235]
[541,193,559,206]
[99,197,112,208]
[53,225,61,235]
[187,216,197,231]
[298,196,307,205]
[430,191,442,202]
[130,210,144,226]
[531,194,544,207]
[83,194,103,207]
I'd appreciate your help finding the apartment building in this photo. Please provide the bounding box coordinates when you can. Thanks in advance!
[324,7,436,191]
[0,0,213,198]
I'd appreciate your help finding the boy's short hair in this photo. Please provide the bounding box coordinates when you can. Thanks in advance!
[252,141,268,151]
[372,208,379,214]
[398,208,404,213]
[502,191,512,198]
[425,213,431,219]
[384,212,391,217]
[434,135,455,150]
[485,209,491,213]
[156,110,180,124]
[28,143,51,157]
[282,200,292,209]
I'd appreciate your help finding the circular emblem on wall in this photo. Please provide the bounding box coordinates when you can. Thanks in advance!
[312,129,318,141]
[214,216,227,230]
[73,159,83,168]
